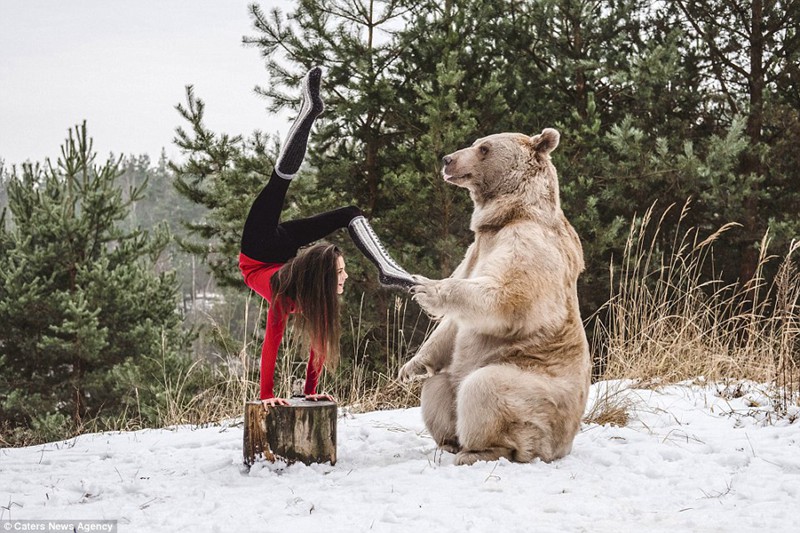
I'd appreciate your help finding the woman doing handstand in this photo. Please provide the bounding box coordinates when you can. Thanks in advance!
[239,67,413,408]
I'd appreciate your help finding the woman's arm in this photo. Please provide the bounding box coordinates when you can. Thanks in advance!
[260,299,289,403]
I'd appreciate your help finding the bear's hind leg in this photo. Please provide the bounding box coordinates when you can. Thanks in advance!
[455,365,567,464]
[454,446,515,465]
[421,372,460,453]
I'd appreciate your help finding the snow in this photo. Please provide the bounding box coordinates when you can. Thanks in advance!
[2,382,799,532]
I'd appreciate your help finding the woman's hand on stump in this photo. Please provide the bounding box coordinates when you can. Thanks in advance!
[305,393,336,402]
[262,397,290,409]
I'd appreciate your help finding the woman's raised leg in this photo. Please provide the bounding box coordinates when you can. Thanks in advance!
[240,66,325,263]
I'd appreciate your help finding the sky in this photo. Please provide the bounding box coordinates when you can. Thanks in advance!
[0,0,293,168]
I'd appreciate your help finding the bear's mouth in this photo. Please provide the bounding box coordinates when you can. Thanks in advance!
[443,172,470,183]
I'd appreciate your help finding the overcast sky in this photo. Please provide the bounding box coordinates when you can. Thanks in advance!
[0,0,292,168]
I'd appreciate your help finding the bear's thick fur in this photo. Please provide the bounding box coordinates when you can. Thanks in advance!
[400,129,591,465]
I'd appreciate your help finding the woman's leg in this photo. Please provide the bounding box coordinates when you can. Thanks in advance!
[275,67,325,179]
[244,205,363,264]
[348,216,415,289]
[240,171,294,262]
[240,66,325,263]
[281,206,363,248]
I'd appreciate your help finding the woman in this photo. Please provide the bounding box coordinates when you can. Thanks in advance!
[239,67,413,408]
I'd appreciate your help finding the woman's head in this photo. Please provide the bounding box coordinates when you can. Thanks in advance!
[271,242,345,370]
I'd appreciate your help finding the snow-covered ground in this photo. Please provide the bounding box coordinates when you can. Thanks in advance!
[2,382,799,532]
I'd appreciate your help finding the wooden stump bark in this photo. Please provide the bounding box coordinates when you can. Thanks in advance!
[243,399,337,467]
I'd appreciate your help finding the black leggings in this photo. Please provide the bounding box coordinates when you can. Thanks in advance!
[240,170,362,263]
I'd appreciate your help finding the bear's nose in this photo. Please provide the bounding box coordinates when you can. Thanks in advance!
[442,156,453,166]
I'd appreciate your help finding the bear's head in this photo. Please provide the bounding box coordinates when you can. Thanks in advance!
[441,129,561,216]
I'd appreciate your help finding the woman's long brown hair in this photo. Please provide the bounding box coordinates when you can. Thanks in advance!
[270,243,342,371]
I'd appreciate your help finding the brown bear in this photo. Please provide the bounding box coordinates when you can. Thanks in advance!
[400,129,591,465]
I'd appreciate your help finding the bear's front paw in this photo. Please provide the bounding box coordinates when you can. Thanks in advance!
[397,358,430,382]
[411,276,445,317]
[409,275,431,294]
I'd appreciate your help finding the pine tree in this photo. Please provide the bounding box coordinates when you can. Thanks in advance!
[0,123,194,439]
[672,0,800,281]
[171,87,278,288]
[119,152,212,301]
[0,164,9,220]
[245,0,410,216]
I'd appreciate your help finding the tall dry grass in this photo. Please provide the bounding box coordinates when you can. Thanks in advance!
[330,294,427,411]
[590,200,800,414]
[147,291,426,428]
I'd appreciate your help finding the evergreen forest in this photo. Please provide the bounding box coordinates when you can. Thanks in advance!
[2,0,799,443]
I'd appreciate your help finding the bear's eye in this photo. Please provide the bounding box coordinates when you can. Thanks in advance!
[479,144,490,156]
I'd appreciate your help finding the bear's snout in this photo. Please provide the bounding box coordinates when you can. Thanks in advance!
[442,152,462,183]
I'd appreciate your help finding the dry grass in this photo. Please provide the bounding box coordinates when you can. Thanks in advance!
[325,294,426,412]
[590,200,800,417]
[136,292,428,430]
[583,381,635,427]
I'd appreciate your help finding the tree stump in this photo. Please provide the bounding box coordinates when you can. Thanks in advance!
[243,399,337,467]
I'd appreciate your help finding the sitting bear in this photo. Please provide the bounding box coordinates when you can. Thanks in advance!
[400,129,591,465]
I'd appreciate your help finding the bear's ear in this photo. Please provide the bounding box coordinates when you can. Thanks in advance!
[530,128,560,155]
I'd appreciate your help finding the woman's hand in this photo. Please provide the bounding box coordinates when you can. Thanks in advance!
[262,397,290,409]
[304,393,337,402]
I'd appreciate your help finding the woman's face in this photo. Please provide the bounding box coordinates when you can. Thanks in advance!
[336,255,348,294]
